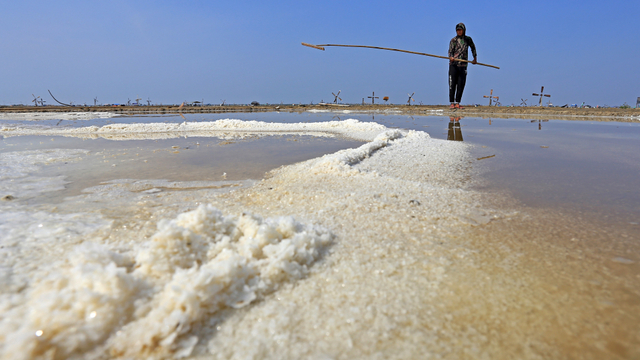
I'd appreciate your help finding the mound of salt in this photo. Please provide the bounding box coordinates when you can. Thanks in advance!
[0,205,333,359]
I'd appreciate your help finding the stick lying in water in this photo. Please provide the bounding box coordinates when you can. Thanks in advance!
[301,42,500,69]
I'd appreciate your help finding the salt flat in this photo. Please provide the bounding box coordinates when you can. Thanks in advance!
[0,113,638,359]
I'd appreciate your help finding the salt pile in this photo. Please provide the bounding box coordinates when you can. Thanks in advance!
[0,118,386,141]
[200,128,491,359]
[1,206,333,359]
[0,118,496,359]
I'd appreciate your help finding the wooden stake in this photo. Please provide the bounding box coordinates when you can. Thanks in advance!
[302,42,500,69]
[367,92,379,104]
[483,89,499,106]
[532,86,551,106]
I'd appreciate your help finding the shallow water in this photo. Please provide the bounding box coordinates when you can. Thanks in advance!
[1,111,639,359]
[170,111,640,225]
[0,134,362,203]
[320,113,640,220]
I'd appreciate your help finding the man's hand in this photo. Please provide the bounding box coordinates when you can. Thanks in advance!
[472,57,477,65]
[450,57,454,62]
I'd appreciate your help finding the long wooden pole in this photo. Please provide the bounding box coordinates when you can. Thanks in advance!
[301,42,500,69]
[48,90,73,106]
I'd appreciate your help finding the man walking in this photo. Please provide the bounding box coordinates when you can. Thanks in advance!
[449,23,477,109]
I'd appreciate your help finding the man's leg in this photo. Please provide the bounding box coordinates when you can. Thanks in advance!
[449,65,457,104]
[455,66,467,103]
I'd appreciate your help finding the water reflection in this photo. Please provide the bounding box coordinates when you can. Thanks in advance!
[530,119,549,130]
[448,116,463,141]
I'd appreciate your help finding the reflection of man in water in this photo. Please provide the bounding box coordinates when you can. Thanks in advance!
[448,116,463,141]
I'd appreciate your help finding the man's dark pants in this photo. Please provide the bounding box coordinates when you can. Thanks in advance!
[449,64,467,103]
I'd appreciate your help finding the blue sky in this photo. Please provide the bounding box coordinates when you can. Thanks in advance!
[2,0,638,106]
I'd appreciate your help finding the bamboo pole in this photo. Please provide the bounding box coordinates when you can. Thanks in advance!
[301,42,500,69]
[48,90,73,106]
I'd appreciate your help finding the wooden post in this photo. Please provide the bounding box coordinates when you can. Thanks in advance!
[407,92,415,105]
[483,89,499,106]
[532,86,551,106]
[332,90,342,103]
[367,92,379,104]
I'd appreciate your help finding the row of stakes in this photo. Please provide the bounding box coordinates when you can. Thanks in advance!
[32,88,552,108]
[481,86,551,107]
[31,94,153,107]
[329,91,416,105]
[331,87,551,107]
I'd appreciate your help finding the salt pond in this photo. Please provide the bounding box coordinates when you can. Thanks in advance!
[0,111,638,359]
